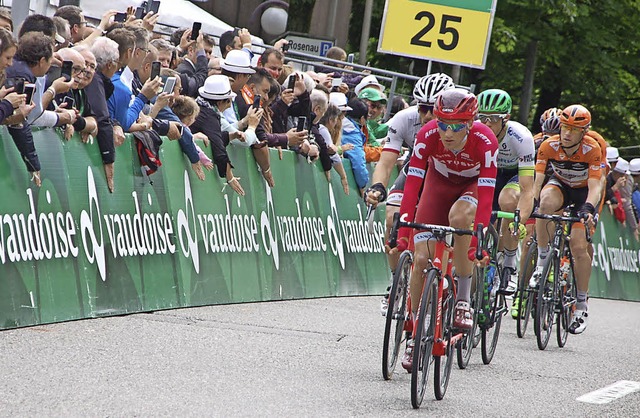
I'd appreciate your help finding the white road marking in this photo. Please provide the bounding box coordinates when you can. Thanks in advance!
[576,380,640,405]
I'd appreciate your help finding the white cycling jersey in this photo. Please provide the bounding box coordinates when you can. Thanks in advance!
[497,120,535,175]
[381,106,423,154]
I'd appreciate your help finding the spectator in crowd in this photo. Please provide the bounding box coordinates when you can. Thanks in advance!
[0,7,12,32]
[208,56,223,76]
[607,158,638,237]
[174,30,208,98]
[18,14,57,39]
[357,87,388,145]
[257,48,284,81]
[52,16,71,50]
[220,50,255,126]
[191,75,249,195]
[5,32,73,185]
[273,71,313,134]
[256,75,297,151]
[219,27,253,59]
[0,29,29,123]
[389,95,408,120]
[150,38,174,68]
[341,97,369,194]
[354,74,385,96]
[202,34,215,60]
[54,47,97,141]
[314,46,362,89]
[307,89,333,172]
[85,36,121,192]
[319,103,351,195]
[629,158,640,226]
[150,67,210,180]
[262,74,307,149]
[54,5,90,45]
[169,95,209,180]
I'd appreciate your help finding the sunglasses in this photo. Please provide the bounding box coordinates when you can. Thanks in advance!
[477,114,507,124]
[560,124,585,133]
[418,104,434,113]
[437,120,468,132]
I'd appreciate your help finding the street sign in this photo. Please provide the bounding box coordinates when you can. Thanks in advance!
[378,0,497,69]
[284,33,334,57]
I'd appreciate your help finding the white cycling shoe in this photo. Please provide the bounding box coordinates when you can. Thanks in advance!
[569,309,588,334]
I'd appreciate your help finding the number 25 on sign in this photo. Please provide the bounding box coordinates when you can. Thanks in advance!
[378,0,497,69]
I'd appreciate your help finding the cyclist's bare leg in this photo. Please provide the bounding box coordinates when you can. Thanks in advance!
[449,199,475,302]
[410,239,436,317]
[385,204,401,271]
[569,225,592,309]
[498,186,520,269]
[535,185,564,264]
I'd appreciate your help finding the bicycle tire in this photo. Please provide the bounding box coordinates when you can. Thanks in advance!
[434,275,455,400]
[534,253,556,350]
[411,269,437,409]
[457,267,481,369]
[516,241,537,338]
[382,251,412,380]
[481,292,505,365]
[557,257,576,348]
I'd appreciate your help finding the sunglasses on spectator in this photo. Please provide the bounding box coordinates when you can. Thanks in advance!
[477,114,507,124]
[437,120,468,132]
[418,104,434,113]
[368,101,384,110]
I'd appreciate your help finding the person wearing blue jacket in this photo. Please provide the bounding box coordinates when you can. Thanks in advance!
[341,97,369,195]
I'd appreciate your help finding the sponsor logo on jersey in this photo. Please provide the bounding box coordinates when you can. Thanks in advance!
[582,144,593,154]
[520,154,535,163]
[407,167,426,178]
[550,141,560,151]
[478,177,496,187]
[413,142,427,160]
[477,132,493,146]
[485,149,499,168]
[388,126,397,135]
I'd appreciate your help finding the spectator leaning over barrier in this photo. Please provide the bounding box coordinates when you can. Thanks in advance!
[169,95,209,181]
[274,71,313,134]
[234,67,275,187]
[85,36,120,192]
[0,30,29,123]
[319,103,351,195]
[262,74,306,150]
[149,67,209,180]
[54,47,97,141]
[221,49,254,125]
[358,87,388,145]
[308,88,334,174]
[607,158,638,238]
[191,75,247,195]
[341,97,369,195]
[257,75,291,151]
[174,29,208,98]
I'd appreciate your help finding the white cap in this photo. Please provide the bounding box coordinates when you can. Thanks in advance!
[329,92,352,111]
[354,75,385,96]
[606,147,619,163]
[614,157,629,174]
[629,158,640,175]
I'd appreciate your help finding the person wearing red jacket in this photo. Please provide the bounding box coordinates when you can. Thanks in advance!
[395,88,498,371]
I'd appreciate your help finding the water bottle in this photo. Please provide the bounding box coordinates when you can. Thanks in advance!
[486,262,498,297]
[559,257,570,286]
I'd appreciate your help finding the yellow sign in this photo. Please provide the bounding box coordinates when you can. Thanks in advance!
[378,0,497,69]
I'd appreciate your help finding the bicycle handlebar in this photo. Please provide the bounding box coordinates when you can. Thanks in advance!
[530,211,592,243]
[492,209,521,237]
[388,211,480,249]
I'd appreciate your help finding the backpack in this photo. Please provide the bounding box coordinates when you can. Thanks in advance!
[133,130,163,179]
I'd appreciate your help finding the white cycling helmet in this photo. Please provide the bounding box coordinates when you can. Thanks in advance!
[413,73,455,105]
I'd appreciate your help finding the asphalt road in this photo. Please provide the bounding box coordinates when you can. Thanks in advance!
[1,296,639,417]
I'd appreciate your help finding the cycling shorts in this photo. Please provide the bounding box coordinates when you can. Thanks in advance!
[493,168,519,211]
[387,167,407,207]
[413,168,478,238]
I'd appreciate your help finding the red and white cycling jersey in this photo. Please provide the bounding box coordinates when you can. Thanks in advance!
[399,120,499,244]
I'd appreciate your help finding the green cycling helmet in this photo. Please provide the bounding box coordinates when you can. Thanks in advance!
[478,89,512,114]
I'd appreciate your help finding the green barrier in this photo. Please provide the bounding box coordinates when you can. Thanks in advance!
[590,208,640,302]
[0,127,391,329]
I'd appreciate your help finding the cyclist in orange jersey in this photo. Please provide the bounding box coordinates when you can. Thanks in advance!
[530,104,603,334]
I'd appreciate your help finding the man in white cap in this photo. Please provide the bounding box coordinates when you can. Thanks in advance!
[606,146,619,170]
[354,74,385,96]
[220,49,256,125]
[329,92,352,112]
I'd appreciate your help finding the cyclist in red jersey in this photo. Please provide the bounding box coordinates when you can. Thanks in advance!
[394,88,498,370]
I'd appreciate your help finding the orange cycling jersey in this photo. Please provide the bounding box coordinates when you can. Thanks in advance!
[584,129,610,175]
[536,135,602,188]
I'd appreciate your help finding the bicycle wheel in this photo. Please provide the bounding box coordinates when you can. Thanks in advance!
[410,269,437,409]
[516,241,537,338]
[434,276,455,400]
[557,259,576,348]
[457,267,481,369]
[534,253,556,350]
[481,291,506,365]
[382,250,412,380]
